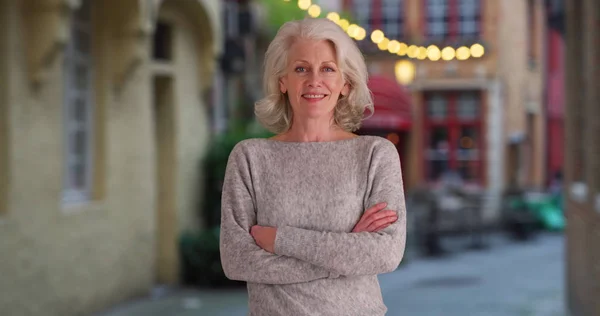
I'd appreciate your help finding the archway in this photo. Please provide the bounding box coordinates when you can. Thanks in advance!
[151,0,215,285]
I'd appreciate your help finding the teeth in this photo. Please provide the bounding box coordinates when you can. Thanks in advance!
[303,94,325,99]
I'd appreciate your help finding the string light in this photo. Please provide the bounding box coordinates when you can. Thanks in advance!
[377,38,390,51]
[307,4,321,18]
[427,45,441,61]
[397,43,408,56]
[441,47,456,61]
[290,0,485,61]
[470,43,485,58]
[456,46,471,60]
[407,45,419,58]
[326,12,340,23]
[297,0,311,10]
[370,30,384,44]
[347,24,360,38]
[387,40,401,54]
[354,27,366,40]
[338,19,350,31]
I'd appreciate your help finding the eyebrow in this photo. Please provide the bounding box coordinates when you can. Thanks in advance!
[293,60,337,65]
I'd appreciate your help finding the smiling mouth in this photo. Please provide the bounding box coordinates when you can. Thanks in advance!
[302,94,328,100]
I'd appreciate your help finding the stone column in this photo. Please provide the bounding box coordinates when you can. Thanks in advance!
[564,0,585,315]
[582,0,600,314]
[564,0,583,189]
[484,80,504,224]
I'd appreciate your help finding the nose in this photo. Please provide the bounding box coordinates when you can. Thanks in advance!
[306,71,322,87]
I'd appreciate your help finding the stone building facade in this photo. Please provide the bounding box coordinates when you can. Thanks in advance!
[0,0,222,315]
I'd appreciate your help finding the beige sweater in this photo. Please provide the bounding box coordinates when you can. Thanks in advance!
[219,135,406,316]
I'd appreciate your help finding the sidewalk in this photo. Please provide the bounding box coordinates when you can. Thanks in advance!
[96,233,566,316]
[94,287,248,316]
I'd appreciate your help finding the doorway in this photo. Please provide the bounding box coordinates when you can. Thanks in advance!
[152,75,177,285]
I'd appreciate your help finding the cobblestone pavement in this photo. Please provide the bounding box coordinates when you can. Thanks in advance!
[96,233,565,316]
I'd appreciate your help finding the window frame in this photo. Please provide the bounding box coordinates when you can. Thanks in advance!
[380,0,405,40]
[62,0,94,204]
[424,0,482,42]
[423,91,484,184]
[348,0,408,52]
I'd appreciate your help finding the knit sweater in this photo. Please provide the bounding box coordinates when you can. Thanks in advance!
[219,135,406,316]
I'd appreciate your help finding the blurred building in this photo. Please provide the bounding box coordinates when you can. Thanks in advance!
[343,0,549,223]
[564,0,600,315]
[544,0,565,184]
[217,0,262,129]
[0,0,222,315]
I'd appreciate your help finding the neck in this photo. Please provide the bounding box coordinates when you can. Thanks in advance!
[281,117,347,142]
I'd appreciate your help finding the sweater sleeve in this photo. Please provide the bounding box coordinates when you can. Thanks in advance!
[219,143,337,284]
[274,140,407,276]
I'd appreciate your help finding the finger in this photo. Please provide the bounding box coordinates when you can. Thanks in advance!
[372,222,392,232]
[364,215,398,232]
[355,214,396,233]
[353,203,389,232]
[366,218,396,232]
[360,210,397,228]
[363,202,388,218]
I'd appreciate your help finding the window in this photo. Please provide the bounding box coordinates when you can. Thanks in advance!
[426,0,449,39]
[153,22,173,61]
[526,0,538,66]
[350,0,405,39]
[381,0,404,39]
[426,0,481,40]
[457,0,480,38]
[63,0,93,203]
[425,91,483,183]
[352,0,372,32]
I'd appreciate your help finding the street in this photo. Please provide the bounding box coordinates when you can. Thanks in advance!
[98,233,565,316]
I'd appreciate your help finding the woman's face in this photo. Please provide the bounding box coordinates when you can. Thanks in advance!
[279,39,349,121]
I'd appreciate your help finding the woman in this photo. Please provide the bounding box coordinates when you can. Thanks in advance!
[220,18,406,316]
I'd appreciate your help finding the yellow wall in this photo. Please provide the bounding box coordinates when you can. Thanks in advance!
[497,0,546,188]
[0,0,220,315]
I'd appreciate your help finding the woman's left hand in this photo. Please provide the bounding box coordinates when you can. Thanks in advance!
[250,225,277,253]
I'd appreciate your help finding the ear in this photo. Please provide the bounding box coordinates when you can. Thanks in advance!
[279,77,287,94]
[341,82,350,97]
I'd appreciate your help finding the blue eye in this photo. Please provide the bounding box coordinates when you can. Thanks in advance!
[295,67,306,72]
[323,67,335,72]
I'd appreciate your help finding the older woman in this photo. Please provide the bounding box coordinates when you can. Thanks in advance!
[220,18,406,315]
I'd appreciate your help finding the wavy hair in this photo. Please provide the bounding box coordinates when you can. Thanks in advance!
[254,18,373,134]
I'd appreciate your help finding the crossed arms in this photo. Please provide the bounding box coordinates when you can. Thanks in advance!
[219,141,406,285]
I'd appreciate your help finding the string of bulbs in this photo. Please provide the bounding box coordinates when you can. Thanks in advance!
[288,0,485,61]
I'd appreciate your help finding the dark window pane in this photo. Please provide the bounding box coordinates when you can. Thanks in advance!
[76,0,92,22]
[427,0,448,38]
[457,126,478,160]
[73,163,86,189]
[73,98,87,122]
[153,22,173,61]
[428,127,450,180]
[458,0,480,37]
[74,28,90,54]
[458,160,478,180]
[75,64,88,89]
[457,92,479,120]
[73,130,87,158]
[427,94,448,119]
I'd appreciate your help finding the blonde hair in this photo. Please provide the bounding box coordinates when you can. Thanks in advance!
[254,18,373,134]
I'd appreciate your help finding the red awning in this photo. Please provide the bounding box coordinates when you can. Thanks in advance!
[362,75,412,130]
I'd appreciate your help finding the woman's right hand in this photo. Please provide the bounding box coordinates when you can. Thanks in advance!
[352,202,398,233]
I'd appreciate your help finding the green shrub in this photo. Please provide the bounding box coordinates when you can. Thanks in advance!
[180,121,273,287]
